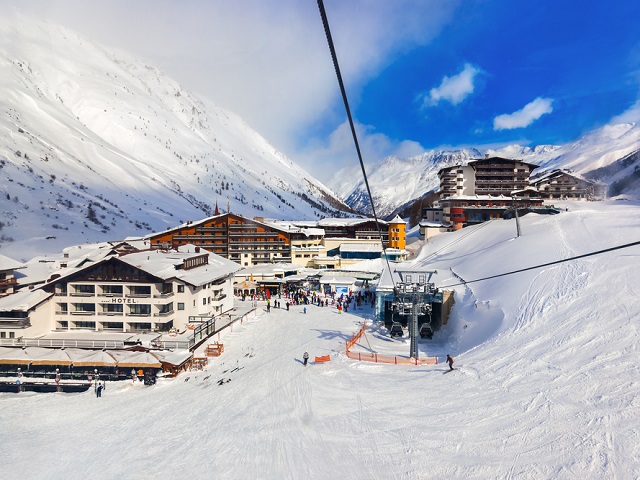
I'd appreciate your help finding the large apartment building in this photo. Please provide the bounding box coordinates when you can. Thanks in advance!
[146,213,291,267]
[146,214,406,268]
[435,156,543,231]
[438,156,539,197]
[530,169,607,200]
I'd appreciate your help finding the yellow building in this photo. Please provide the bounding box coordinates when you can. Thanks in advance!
[387,215,407,250]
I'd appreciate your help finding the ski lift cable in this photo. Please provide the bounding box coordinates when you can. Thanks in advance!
[439,239,640,288]
[317,0,396,289]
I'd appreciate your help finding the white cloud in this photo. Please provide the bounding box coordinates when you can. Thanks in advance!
[422,63,480,107]
[299,121,425,181]
[1,1,460,182]
[493,97,554,130]
[610,98,640,124]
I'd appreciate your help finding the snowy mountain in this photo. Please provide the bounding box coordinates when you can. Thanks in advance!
[333,123,640,218]
[330,148,482,217]
[489,122,640,183]
[0,16,351,261]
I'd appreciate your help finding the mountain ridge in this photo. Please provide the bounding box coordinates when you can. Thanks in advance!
[0,16,352,261]
[331,123,640,217]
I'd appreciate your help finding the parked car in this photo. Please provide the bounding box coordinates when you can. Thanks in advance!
[389,322,404,337]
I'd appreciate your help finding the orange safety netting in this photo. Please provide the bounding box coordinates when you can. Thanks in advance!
[346,350,438,365]
[346,321,438,365]
[314,355,331,363]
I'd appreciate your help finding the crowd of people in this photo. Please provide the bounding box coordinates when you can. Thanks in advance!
[253,286,376,315]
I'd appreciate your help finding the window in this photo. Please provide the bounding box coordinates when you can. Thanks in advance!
[177,284,185,293]
[203,298,207,306]
[9,332,15,338]
[178,303,185,311]
[0,332,5,338]
[129,304,151,316]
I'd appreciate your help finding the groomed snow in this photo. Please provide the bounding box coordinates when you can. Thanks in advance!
[1,200,639,479]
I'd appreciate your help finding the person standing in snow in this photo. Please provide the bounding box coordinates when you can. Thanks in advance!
[96,381,104,398]
[303,352,309,366]
[446,354,454,371]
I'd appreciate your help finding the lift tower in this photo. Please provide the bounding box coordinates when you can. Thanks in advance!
[392,274,436,359]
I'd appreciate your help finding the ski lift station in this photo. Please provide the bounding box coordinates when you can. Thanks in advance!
[374,267,454,339]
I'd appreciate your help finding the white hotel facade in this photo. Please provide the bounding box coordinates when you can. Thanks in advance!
[0,245,240,340]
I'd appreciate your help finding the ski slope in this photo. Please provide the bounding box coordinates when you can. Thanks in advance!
[1,200,639,479]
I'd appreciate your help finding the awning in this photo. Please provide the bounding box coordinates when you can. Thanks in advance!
[65,348,117,367]
[0,347,31,365]
[26,347,72,366]
[109,350,162,368]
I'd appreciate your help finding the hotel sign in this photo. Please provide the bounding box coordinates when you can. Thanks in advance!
[111,298,138,304]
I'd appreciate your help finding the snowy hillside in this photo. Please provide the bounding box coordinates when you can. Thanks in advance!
[333,123,640,218]
[330,149,482,217]
[0,16,350,261]
[2,200,639,478]
[490,123,640,173]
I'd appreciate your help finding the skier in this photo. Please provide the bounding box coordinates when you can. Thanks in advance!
[303,307,307,314]
[303,351,309,366]
[96,381,104,398]
[446,354,454,371]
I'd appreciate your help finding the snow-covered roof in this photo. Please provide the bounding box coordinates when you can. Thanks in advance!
[0,289,53,312]
[439,194,515,201]
[64,348,118,367]
[339,243,383,253]
[0,254,23,271]
[388,215,407,224]
[108,350,162,368]
[107,246,241,288]
[419,220,450,228]
[0,347,32,365]
[322,276,357,285]
[27,347,73,366]
[530,168,605,185]
[235,263,300,277]
[150,349,193,367]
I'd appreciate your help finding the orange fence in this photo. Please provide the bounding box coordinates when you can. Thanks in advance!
[345,321,438,366]
[346,350,438,365]
[314,355,331,363]
[346,322,367,351]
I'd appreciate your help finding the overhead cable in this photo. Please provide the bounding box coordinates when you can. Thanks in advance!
[317,0,396,287]
[440,239,640,288]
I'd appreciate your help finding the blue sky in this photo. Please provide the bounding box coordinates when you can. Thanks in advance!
[2,0,640,182]
[347,1,640,151]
